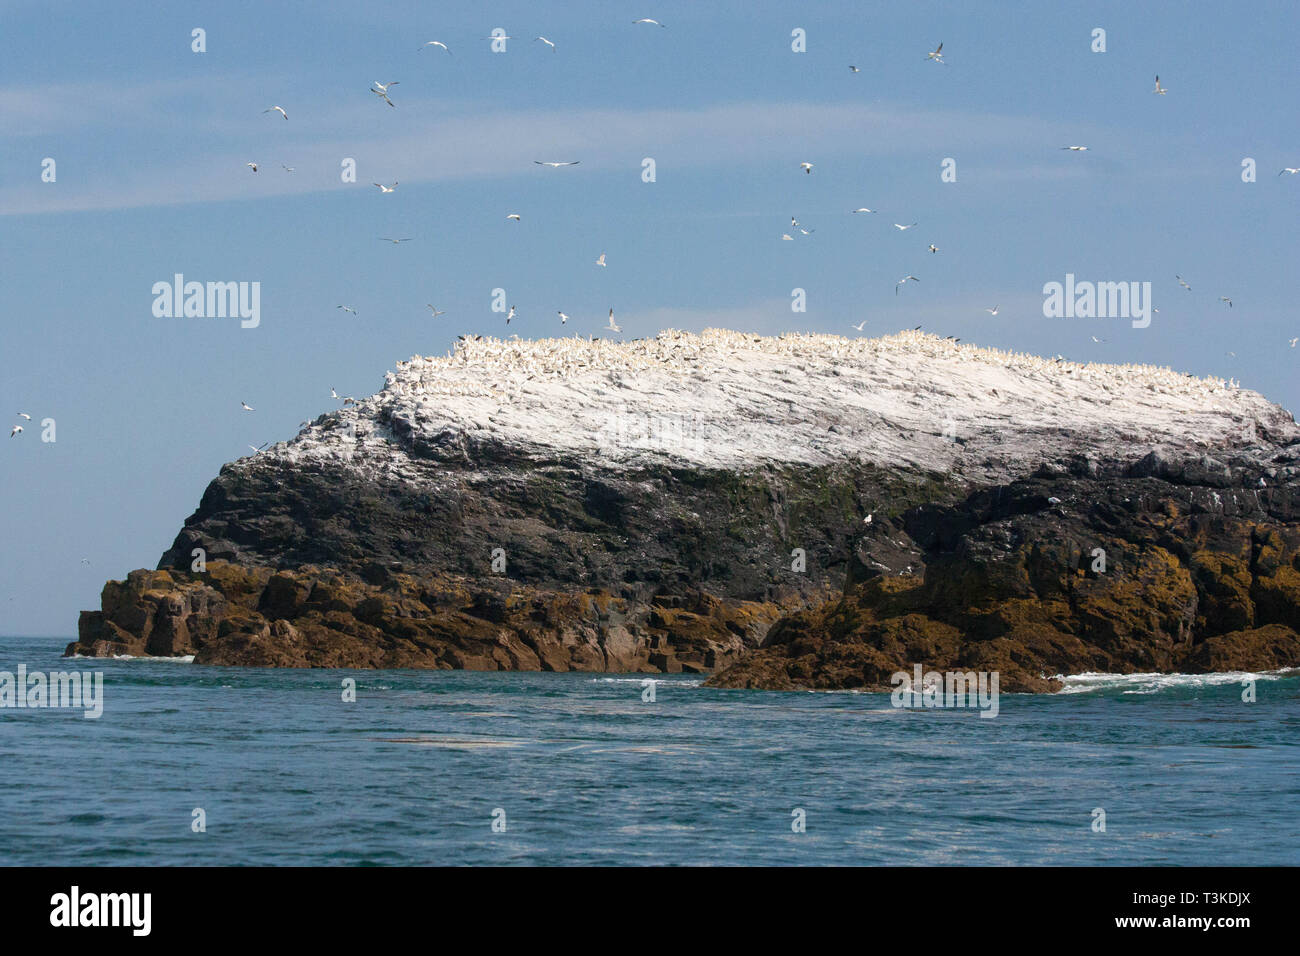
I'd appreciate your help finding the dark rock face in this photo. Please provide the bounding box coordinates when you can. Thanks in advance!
[71,454,940,672]
[706,471,1300,691]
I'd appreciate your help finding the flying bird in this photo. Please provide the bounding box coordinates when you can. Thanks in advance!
[373,182,398,193]
[606,309,621,333]
[896,275,920,294]
[1279,168,1300,176]
[926,42,944,63]
[506,305,516,323]
[851,207,876,214]
[928,244,939,253]
[800,162,814,174]
[851,321,867,331]
[1061,145,1089,151]
[262,106,288,120]
[378,237,413,243]
[248,442,269,454]
[535,160,580,167]
[427,305,446,317]
[419,41,450,53]
[506,213,521,221]
[633,19,666,27]
[535,37,556,50]
[984,306,999,315]
[9,425,21,437]
[1220,296,1233,308]
[16,413,30,420]
[370,82,398,107]
[1176,275,1191,291]
[240,401,254,412]
[893,222,917,230]
[849,65,860,73]
[558,311,569,324]
[337,306,356,314]
[1289,338,1297,348]
[246,162,258,172]
[1091,335,1107,344]
[781,234,794,241]
[595,252,606,267]
[1152,75,1167,95]
[281,165,295,172]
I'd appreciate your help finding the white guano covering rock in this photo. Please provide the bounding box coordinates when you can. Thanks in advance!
[270,329,1297,480]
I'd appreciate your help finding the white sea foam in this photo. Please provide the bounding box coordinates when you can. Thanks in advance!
[67,653,195,663]
[589,676,703,687]
[1056,669,1297,694]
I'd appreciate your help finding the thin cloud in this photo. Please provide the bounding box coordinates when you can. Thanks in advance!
[1,91,1113,216]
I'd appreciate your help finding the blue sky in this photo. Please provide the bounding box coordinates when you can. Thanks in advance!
[2,0,1298,635]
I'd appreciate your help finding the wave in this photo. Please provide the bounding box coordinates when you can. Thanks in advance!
[1055,668,1298,695]
[65,653,195,663]
[589,676,704,687]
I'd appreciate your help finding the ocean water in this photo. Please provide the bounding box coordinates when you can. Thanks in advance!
[0,634,1296,866]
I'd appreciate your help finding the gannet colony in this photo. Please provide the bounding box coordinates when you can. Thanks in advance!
[280,328,1289,478]
[72,329,1300,691]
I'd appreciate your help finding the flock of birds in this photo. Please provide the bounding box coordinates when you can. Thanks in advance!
[215,30,1299,448]
[8,412,31,438]
[336,329,1255,422]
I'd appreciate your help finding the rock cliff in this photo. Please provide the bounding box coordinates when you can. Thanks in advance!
[70,329,1300,689]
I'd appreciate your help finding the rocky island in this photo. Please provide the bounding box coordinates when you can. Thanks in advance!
[70,329,1300,691]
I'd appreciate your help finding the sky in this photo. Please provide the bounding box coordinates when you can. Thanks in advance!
[2,0,1298,635]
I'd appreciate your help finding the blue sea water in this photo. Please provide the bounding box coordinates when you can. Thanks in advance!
[0,634,1296,866]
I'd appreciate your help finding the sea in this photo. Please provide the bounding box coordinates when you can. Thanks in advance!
[0,634,1296,866]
